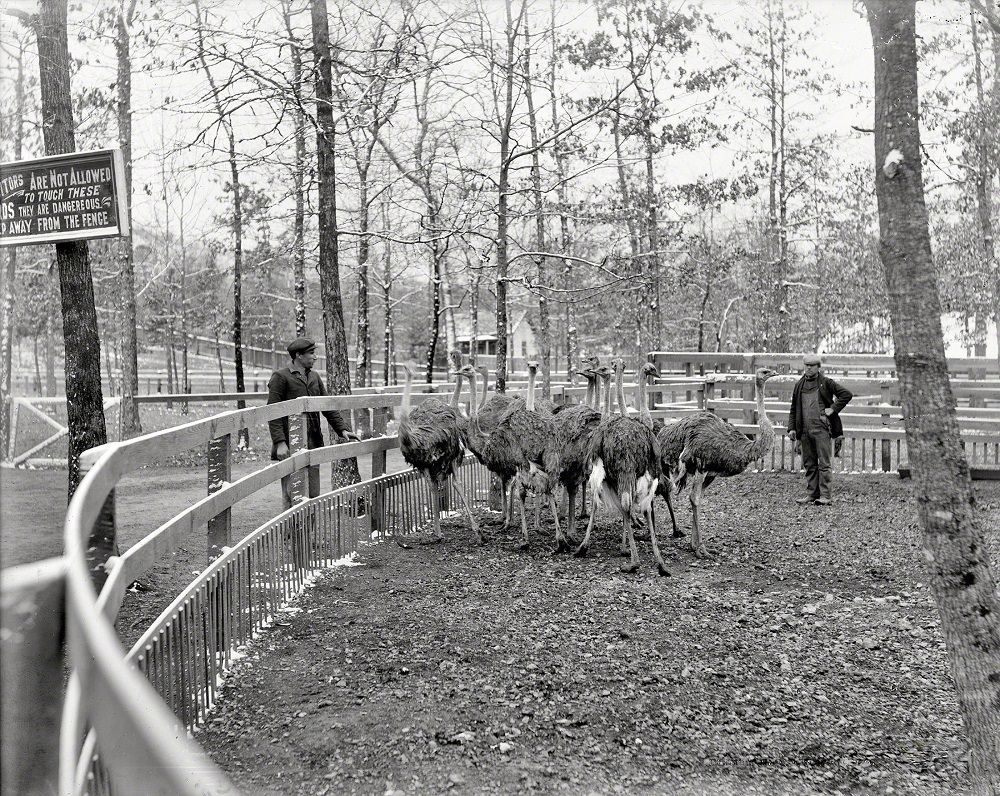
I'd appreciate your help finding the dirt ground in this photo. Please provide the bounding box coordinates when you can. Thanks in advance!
[195,472,1000,796]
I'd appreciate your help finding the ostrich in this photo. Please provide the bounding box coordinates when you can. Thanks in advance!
[397,362,483,546]
[461,364,522,527]
[551,363,605,547]
[466,363,564,551]
[655,367,778,558]
[575,358,669,576]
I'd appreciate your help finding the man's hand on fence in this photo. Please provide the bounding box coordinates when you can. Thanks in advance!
[275,441,289,460]
[787,430,797,442]
[342,431,362,442]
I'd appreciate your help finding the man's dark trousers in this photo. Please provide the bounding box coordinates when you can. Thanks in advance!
[801,416,832,501]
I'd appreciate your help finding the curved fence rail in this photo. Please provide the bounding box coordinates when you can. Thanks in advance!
[74,457,490,796]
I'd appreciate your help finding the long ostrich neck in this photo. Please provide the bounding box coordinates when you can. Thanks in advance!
[450,373,463,408]
[637,373,652,428]
[602,376,612,418]
[749,377,775,459]
[465,372,488,444]
[400,369,413,422]
[616,366,627,416]
[478,369,489,411]
[584,374,595,407]
[526,367,536,412]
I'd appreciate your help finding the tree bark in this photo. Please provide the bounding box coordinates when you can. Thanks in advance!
[523,14,551,399]
[284,3,308,339]
[194,0,248,444]
[312,0,359,486]
[550,1,574,383]
[116,0,141,435]
[494,0,520,394]
[865,3,1000,791]
[1,36,26,456]
[36,0,110,508]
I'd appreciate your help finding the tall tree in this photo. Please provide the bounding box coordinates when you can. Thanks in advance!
[282,0,308,339]
[115,0,141,435]
[0,30,27,457]
[865,2,1000,791]
[193,0,248,445]
[312,0,359,487]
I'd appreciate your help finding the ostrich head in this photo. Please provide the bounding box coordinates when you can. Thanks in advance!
[754,367,778,389]
[639,362,660,382]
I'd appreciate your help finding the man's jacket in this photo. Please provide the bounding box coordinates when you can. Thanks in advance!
[786,374,853,439]
[267,365,351,459]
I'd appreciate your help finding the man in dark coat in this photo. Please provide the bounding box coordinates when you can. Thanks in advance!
[786,354,853,505]
[268,337,360,507]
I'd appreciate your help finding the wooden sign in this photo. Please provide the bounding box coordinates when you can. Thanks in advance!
[0,149,129,246]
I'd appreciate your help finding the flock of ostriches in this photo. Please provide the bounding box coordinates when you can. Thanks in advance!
[396,358,779,575]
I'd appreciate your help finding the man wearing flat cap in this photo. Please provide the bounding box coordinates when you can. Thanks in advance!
[786,354,853,506]
[268,337,361,508]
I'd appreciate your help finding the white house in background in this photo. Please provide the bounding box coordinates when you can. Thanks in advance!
[454,308,539,365]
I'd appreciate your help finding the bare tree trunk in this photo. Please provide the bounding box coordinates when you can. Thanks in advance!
[1,36,26,454]
[381,211,394,387]
[523,15,551,398]
[194,0,247,445]
[312,0,359,486]
[36,0,109,515]
[215,328,225,391]
[494,0,519,394]
[551,1,574,382]
[866,4,1000,791]
[970,9,996,366]
[44,309,56,396]
[116,0,141,435]
[285,3,308,338]
[32,336,41,395]
[425,218,443,384]
[355,172,372,389]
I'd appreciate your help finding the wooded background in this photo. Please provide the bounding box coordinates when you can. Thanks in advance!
[0,0,997,395]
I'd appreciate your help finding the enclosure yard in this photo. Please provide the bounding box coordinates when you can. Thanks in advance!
[193,472,1000,796]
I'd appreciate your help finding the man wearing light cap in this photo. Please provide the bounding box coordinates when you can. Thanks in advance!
[268,337,361,508]
[786,354,853,505]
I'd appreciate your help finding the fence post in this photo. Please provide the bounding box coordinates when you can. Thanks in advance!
[369,408,388,538]
[207,433,232,562]
[288,411,307,504]
[880,380,893,472]
[704,377,716,412]
[0,559,65,796]
[7,397,19,461]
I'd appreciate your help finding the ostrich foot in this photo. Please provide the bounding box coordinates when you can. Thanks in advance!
[657,561,671,577]
[552,539,572,555]
[619,561,640,573]
[692,543,713,559]
[573,543,589,558]
[672,528,686,539]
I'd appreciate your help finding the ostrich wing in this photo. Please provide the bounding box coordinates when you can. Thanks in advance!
[682,418,757,476]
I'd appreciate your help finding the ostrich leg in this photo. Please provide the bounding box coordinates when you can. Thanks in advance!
[505,480,516,529]
[419,476,446,544]
[646,508,670,577]
[689,471,709,558]
[565,486,577,542]
[579,482,589,519]
[573,508,598,557]
[517,482,531,550]
[451,476,484,545]
[620,514,640,573]
[660,481,683,538]
[548,494,567,553]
